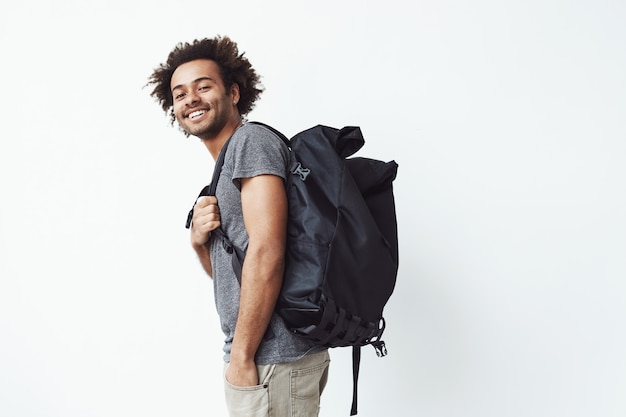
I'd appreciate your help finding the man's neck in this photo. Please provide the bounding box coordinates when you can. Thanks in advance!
[201,116,243,160]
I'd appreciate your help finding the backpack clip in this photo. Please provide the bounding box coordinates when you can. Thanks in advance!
[221,239,233,254]
[292,162,311,181]
[372,340,387,357]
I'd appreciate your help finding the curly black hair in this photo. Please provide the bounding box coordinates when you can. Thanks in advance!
[147,36,263,125]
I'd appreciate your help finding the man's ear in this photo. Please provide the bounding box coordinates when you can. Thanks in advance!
[230,83,240,106]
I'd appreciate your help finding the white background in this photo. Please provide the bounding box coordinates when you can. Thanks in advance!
[1,1,625,416]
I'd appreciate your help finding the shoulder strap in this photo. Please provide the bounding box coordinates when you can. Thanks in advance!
[185,122,287,269]
[247,121,291,148]
[184,136,247,279]
[208,136,231,196]
[185,136,232,229]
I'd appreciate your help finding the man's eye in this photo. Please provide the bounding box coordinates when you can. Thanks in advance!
[199,85,210,91]
[174,93,185,100]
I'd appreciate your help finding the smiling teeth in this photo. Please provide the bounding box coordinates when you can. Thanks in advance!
[189,110,205,119]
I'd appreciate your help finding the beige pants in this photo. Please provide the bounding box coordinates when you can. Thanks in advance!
[224,350,330,417]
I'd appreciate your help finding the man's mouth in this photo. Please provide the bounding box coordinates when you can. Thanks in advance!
[188,110,207,119]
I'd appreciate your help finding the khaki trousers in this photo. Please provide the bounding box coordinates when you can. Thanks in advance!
[224,350,330,417]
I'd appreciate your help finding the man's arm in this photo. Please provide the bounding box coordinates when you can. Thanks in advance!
[190,196,221,277]
[226,174,287,387]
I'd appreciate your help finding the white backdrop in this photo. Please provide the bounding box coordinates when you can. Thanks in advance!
[1,1,625,416]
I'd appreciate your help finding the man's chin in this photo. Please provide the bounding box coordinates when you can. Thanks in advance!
[177,115,229,140]
[178,122,212,139]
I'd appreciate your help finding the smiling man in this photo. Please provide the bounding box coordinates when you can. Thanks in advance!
[147,36,329,417]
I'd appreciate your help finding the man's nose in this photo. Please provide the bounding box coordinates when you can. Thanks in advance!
[186,90,200,106]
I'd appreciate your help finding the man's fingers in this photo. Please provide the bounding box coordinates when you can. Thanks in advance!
[191,196,221,241]
[194,209,220,223]
[196,196,218,207]
[194,204,220,218]
[198,214,220,227]
[193,211,221,230]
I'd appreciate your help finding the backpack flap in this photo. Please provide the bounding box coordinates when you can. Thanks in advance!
[334,125,364,159]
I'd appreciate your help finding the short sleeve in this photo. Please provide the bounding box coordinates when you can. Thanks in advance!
[227,123,289,190]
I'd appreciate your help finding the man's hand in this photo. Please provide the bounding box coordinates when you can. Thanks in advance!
[225,358,259,387]
[190,196,221,248]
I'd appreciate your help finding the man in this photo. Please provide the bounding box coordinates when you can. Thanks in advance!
[148,36,329,417]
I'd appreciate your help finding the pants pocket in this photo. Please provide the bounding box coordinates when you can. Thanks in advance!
[290,357,330,417]
[224,364,275,417]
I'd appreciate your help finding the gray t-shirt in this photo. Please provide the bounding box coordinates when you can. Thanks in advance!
[209,123,325,365]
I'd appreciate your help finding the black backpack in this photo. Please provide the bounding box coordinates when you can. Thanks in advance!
[186,123,399,415]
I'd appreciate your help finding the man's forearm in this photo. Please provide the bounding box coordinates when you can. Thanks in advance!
[193,242,213,277]
[230,243,284,362]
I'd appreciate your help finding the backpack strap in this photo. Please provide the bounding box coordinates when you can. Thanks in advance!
[185,133,231,228]
[197,121,287,281]
[191,122,289,279]
[248,121,291,148]
[351,346,361,416]
[185,136,229,231]
[184,137,248,281]
[184,129,274,341]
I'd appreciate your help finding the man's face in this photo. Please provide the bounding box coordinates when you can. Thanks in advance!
[170,59,238,140]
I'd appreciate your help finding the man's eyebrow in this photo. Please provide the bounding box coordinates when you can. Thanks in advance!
[171,77,215,92]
